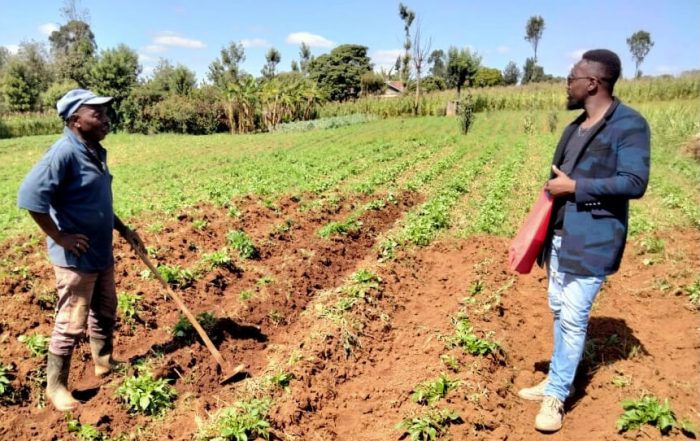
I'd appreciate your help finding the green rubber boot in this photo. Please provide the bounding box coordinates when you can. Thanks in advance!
[46,352,79,411]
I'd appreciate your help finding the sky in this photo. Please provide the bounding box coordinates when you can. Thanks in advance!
[1,0,698,84]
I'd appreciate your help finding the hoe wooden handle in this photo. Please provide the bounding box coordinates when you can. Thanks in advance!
[134,248,243,378]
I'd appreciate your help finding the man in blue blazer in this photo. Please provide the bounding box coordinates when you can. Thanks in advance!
[518,49,650,432]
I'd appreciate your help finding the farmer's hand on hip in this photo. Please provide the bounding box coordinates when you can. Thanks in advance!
[57,232,90,256]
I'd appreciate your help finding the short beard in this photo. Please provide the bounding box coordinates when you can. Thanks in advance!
[566,96,584,110]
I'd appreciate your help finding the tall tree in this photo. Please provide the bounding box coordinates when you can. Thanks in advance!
[627,30,654,79]
[398,3,415,86]
[0,47,10,72]
[261,47,281,79]
[299,42,313,74]
[412,22,431,115]
[521,57,545,84]
[90,44,141,106]
[502,61,520,86]
[308,44,372,101]
[2,41,52,110]
[49,19,97,86]
[150,59,196,96]
[446,47,481,97]
[428,49,446,78]
[208,42,245,88]
[524,15,545,63]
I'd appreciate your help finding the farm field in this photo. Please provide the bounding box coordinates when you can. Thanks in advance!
[0,100,698,440]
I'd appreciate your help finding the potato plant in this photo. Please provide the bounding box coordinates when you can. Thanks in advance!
[116,370,177,416]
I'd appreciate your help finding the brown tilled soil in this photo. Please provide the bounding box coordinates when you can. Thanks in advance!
[0,193,697,441]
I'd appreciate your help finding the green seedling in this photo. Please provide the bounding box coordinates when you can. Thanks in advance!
[18,333,49,357]
[616,395,677,435]
[397,408,461,441]
[192,219,208,230]
[201,249,233,270]
[117,291,142,324]
[227,230,258,259]
[116,370,177,416]
[157,264,196,288]
[67,419,106,441]
[239,290,254,301]
[173,312,217,342]
[412,373,461,405]
[209,398,271,441]
[440,354,460,372]
[685,279,700,308]
[448,314,500,356]
[0,363,12,397]
[318,219,362,239]
[267,310,285,326]
[269,372,294,391]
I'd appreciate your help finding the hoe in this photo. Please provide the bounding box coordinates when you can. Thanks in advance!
[132,244,246,384]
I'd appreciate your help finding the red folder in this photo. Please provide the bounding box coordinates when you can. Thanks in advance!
[509,189,554,274]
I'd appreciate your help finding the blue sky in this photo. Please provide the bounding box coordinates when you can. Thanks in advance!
[2,0,698,83]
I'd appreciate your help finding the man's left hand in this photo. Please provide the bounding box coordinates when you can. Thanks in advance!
[122,228,146,255]
[545,165,576,197]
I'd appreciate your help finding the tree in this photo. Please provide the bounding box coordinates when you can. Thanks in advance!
[308,44,372,101]
[446,47,481,97]
[1,41,52,111]
[208,42,245,88]
[428,49,446,78]
[502,61,520,86]
[627,30,654,79]
[261,47,281,79]
[299,42,313,74]
[291,60,299,72]
[412,22,431,114]
[0,47,10,72]
[90,44,141,110]
[49,19,97,86]
[473,67,503,87]
[524,16,545,63]
[521,57,545,84]
[150,59,196,96]
[398,3,415,86]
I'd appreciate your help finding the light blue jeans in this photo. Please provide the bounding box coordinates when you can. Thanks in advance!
[544,236,605,402]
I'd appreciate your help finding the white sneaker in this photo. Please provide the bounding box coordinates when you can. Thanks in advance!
[518,378,575,401]
[535,396,564,432]
[518,378,548,401]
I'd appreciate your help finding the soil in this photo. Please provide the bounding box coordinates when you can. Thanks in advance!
[0,192,697,441]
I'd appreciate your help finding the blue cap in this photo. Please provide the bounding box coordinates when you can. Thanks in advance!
[56,89,113,121]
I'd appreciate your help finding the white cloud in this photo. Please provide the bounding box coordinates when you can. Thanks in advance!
[4,44,19,54]
[138,53,158,63]
[285,32,334,48]
[241,38,270,48]
[38,23,59,37]
[143,44,166,54]
[153,32,205,49]
[371,49,403,71]
[496,45,510,54]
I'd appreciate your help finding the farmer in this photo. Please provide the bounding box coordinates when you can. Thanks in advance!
[517,49,650,432]
[17,89,144,411]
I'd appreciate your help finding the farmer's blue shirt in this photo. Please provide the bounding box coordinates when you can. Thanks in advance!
[17,127,114,272]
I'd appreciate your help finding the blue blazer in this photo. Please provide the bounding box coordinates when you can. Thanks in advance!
[537,98,651,276]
